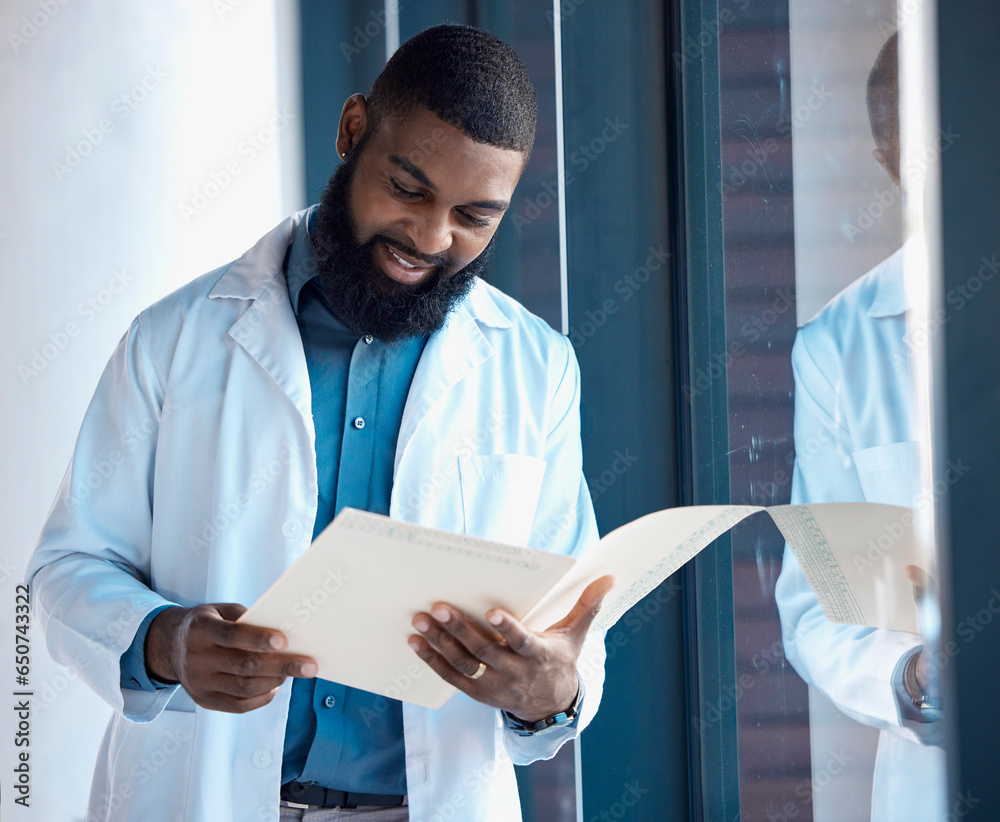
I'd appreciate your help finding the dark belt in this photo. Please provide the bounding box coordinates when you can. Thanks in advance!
[280,781,406,809]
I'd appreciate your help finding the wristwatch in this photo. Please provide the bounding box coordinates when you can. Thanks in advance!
[904,651,940,713]
[502,685,581,736]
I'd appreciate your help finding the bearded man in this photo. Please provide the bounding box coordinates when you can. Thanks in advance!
[28,24,611,822]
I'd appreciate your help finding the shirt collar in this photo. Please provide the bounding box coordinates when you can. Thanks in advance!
[867,241,911,318]
[285,204,321,315]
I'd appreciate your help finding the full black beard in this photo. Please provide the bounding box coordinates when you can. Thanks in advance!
[310,149,495,343]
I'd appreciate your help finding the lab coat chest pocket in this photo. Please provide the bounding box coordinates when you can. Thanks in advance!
[458,454,547,546]
[852,441,921,507]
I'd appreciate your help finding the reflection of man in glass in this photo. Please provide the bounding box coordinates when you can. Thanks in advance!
[775,33,946,822]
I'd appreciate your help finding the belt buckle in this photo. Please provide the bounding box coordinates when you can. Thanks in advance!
[283,801,313,810]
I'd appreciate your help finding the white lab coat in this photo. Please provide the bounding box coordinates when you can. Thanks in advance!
[775,246,946,820]
[27,210,605,822]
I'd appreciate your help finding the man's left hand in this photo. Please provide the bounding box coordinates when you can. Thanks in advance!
[408,575,616,722]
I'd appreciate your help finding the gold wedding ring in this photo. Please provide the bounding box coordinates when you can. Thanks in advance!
[467,661,487,680]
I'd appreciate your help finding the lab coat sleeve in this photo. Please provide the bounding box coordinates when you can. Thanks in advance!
[774,332,935,745]
[501,335,606,764]
[26,316,181,722]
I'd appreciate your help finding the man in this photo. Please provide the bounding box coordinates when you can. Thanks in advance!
[28,25,612,822]
[774,33,946,821]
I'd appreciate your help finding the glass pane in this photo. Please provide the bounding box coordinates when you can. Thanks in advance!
[701,0,950,819]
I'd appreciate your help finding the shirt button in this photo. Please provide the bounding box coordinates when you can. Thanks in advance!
[353,417,366,430]
[323,695,337,709]
[282,519,302,539]
[364,335,374,344]
[252,749,272,769]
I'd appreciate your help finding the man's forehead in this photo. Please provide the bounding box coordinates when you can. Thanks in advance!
[369,108,525,195]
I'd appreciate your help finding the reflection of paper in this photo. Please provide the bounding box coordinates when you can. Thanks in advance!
[768,503,918,634]
[241,502,919,710]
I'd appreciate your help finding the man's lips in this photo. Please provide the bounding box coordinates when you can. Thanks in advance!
[376,240,436,285]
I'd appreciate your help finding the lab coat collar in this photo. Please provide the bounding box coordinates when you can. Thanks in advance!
[209,211,306,302]
[867,243,911,318]
[210,211,312,420]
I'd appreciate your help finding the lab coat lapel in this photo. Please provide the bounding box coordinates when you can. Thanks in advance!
[393,279,514,479]
[209,212,313,426]
[394,299,493,476]
[226,275,312,419]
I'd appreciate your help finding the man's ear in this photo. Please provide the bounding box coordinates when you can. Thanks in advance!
[337,94,369,161]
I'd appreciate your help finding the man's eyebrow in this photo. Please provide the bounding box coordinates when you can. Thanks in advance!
[390,155,437,190]
[467,199,509,212]
[390,155,509,212]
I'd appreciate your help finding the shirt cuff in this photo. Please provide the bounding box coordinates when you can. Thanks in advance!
[119,604,181,692]
[501,674,585,733]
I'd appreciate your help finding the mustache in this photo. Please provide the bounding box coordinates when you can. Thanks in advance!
[373,232,453,270]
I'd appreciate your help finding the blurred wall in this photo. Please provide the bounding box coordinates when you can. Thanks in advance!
[0,2,303,818]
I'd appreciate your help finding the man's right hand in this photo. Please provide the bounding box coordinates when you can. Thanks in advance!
[145,603,318,713]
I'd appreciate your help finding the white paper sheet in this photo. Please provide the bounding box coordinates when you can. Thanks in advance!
[240,502,920,709]
[239,509,575,709]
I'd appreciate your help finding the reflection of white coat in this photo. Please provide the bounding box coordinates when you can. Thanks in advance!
[27,211,605,822]
[775,246,946,821]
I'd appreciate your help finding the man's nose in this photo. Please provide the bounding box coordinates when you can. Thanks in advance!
[405,209,453,258]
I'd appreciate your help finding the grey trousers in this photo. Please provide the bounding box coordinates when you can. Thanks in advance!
[279,800,409,821]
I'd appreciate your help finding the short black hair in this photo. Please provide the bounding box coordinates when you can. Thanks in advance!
[867,32,899,175]
[366,24,537,158]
